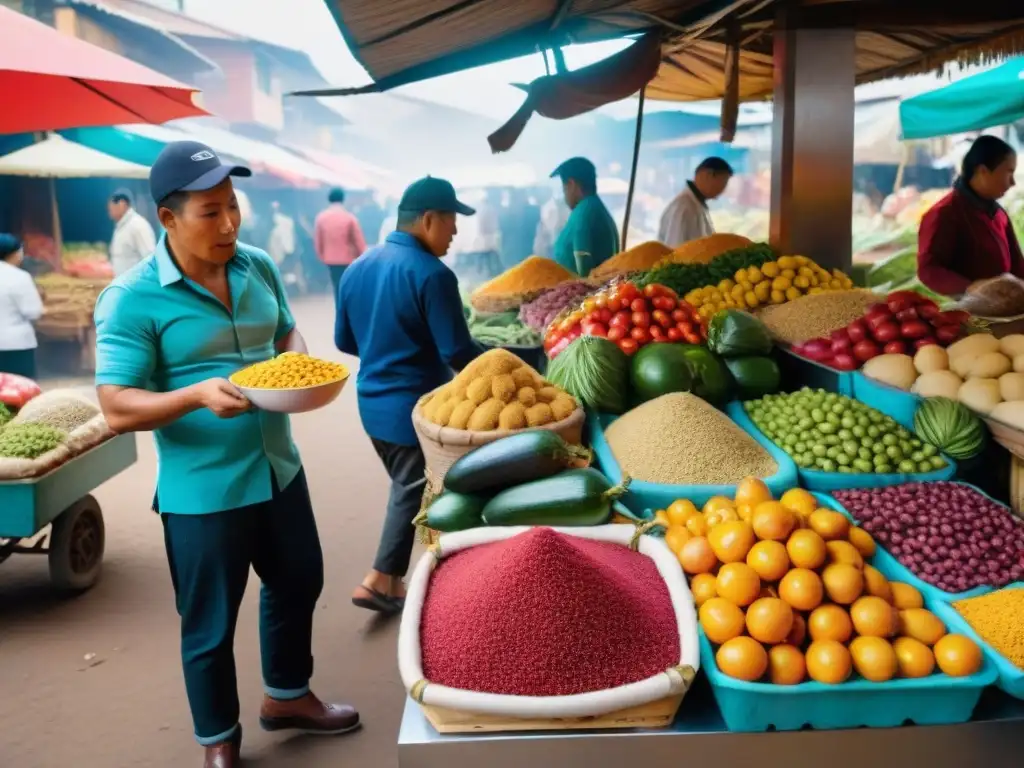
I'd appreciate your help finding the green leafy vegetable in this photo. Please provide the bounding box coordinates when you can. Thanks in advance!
[547,336,629,414]
[0,423,66,459]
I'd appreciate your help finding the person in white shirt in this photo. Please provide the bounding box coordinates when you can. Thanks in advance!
[658,157,734,248]
[108,189,157,276]
[0,234,44,379]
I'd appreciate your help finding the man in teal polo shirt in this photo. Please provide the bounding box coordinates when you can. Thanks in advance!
[93,141,358,768]
[550,157,619,276]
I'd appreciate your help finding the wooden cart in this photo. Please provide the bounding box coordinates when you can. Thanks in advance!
[0,433,136,592]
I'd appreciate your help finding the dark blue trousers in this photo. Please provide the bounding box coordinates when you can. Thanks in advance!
[161,469,324,744]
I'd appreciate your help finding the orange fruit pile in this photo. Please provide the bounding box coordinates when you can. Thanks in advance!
[658,478,984,685]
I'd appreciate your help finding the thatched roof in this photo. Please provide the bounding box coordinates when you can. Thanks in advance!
[310,0,1024,99]
[650,1,1024,103]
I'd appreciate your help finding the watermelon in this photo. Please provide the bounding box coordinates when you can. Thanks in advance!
[724,356,782,399]
[707,310,773,358]
[913,397,986,460]
[630,343,731,406]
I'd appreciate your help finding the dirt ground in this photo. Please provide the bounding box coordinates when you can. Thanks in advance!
[0,294,410,768]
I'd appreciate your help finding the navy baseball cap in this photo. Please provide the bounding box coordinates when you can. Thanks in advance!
[150,140,251,205]
[398,176,475,216]
[551,156,597,185]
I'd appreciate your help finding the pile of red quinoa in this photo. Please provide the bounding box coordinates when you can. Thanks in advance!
[419,528,680,697]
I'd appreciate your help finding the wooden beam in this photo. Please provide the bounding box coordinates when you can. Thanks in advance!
[769,6,855,270]
[744,1,1024,30]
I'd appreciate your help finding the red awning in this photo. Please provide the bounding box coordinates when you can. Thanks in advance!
[0,6,207,134]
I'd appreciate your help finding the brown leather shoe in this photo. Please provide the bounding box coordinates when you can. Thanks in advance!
[259,692,361,735]
[203,734,240,768]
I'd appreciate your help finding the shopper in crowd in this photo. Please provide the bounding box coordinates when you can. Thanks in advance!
[658,157,734,248]
[533,186,569,258]
[550,156,619,276]
[108,188,157,277]
[499,188,540,270]
[0,233,43,379]
[93,141,359,768]
[314,187,367,308]
[335,176,483,615]
[917,135,1024,296]
[355,192,386,247]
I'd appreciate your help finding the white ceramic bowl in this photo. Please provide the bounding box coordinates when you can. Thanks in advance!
[236,375,349,414]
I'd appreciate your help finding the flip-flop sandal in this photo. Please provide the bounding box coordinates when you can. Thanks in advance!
[352,587,401,614]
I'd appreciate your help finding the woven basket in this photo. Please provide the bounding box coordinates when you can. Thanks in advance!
[469,292,541,314]
[984,415,1024,461]
[412,396,586,487]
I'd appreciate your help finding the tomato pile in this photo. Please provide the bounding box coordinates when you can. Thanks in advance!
[792,291,967,371]
[0,373,41,409]
[543,281,707,359]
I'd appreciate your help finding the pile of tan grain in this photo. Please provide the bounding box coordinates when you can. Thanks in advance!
[755,289,878,344]
[604,393,777,485]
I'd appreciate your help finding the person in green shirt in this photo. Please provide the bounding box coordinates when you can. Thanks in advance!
[550,157,620,276]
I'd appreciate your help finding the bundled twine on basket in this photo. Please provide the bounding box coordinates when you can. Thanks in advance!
[412,468,445,545]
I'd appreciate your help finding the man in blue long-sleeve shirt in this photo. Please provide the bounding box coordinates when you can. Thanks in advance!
[335,176,483,614]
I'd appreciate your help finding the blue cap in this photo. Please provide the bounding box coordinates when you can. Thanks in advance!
[398,176,475,216]
[150,140,251,205]
[551,156,597,186]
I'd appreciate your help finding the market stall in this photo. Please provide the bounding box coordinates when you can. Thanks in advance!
[0,382,136,591]
[387,238,1024,765]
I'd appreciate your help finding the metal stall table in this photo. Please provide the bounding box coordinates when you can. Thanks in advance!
[399,679,1024,768]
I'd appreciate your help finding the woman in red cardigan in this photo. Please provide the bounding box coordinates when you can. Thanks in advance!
[917,135,1024,296]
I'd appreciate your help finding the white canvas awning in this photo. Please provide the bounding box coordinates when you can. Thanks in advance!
[0,134,150,178]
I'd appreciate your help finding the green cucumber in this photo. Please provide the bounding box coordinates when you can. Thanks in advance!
[481,468,629,527]
[444,430,591,495]
[426,491,488,532]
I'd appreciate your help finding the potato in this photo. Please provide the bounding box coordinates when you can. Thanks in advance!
[517,386,537,407]
[990,400,1024,430]
[466,376,493,405]
[947,333,999,361]
[467,398,504,431]
[968,352,1012,379]
[958,378,1002,414]
[498,401,527,430]
[492,374,516,403]
[510,366,536,389]
[550,394,577,422]
[863,354,917,391]
[912,370,963,399]
[1014,354,1024,373]
[447,400,476,430]
[537,386,561,404]
[949,354,974,378]
[525,403,554,426]
[913,345,948,375]
[1000,334,1024,358]
[1000,372,1024,402]
[432,398,457,426]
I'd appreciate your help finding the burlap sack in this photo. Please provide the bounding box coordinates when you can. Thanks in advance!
[65,414,114,455]
[0,444,72,481]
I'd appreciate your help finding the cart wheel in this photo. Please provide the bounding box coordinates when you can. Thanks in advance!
[48,495,105,593]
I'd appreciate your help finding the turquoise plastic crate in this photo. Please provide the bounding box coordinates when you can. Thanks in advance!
[698,623,996,732]
[931,585,1024,700]
[727,401,957,493]
[586,407,799,515]
[852,371,922,430]
[814,492,991,604]
[776,346,855,396]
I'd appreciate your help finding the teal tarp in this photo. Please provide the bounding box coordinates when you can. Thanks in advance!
[59,126,168,166]
[900,58,1024,140]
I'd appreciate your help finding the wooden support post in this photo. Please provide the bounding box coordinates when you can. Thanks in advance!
[769,9,855,270]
